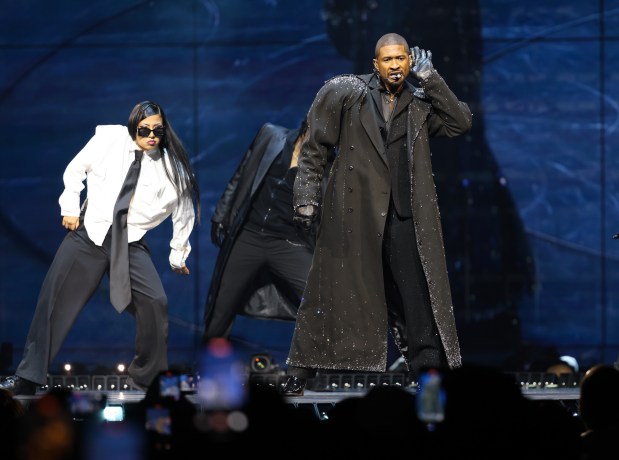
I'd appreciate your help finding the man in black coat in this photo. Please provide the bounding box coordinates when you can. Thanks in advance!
[203,118,325,341]
[282,33,472,395]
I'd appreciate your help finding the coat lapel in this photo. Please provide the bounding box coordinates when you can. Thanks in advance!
[393,87,413,120]
[360,80,387,162]
[250,127,289,195]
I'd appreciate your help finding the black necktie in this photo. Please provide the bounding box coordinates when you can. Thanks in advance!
[110,149,143,312]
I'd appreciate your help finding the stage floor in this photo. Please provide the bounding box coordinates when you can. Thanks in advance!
[8,372,581,428]
[12,380,580,406]
[6,369,583,413]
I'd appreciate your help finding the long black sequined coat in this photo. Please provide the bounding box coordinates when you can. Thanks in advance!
[287,71,472,372]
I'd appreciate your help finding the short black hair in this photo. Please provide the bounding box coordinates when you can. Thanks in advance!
[374,33,409,58]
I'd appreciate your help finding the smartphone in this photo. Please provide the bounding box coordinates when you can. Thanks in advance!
[197,338,247,411]
[159,372,181,401]
[415,368,446,424]
[70,392,98,415]
[145,405,172,436]
[179,373,196,392]
[102,404,125,422]
[70,392,108,421]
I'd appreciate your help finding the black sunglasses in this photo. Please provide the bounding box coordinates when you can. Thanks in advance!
[137,126,165,138]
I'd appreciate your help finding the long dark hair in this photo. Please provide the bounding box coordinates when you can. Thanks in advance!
[127,101,201,222]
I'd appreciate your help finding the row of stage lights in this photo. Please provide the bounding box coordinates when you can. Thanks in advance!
[53,352,277,392]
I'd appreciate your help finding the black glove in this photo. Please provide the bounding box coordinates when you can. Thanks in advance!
[411,46,434,82]
[293,205,316,230]
[211,221,226,247]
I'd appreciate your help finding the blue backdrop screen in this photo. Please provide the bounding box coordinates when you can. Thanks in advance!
[1,0,617,373]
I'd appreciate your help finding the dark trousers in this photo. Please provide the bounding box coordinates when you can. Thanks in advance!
[16,224,167,387]
[383,202,446,378]
[203,228,313,339]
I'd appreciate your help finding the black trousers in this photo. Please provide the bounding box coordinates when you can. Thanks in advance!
[15,224,167,387]
[203,227,313,339]
[383,202,446,378]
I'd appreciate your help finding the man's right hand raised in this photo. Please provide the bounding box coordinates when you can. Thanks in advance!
[411,46,434,82]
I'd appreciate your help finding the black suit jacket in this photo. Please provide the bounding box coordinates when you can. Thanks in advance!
[206,123,328,322]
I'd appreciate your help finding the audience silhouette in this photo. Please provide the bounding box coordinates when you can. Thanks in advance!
[578,364,619,460]
[0,388,25,460]
[3,360,619,459]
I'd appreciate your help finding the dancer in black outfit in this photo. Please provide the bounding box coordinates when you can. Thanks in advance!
[203,118,330,341]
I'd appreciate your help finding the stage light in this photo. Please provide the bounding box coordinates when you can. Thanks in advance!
[249,353,275,373]
[64,363,72,373]
[116,363,126,373]
[93,376,105,391]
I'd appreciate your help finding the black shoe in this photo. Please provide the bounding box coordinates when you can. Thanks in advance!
[0,375,38,396]
[282,376,306,396]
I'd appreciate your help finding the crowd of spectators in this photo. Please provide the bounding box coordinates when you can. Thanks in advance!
[1,361,618,459]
